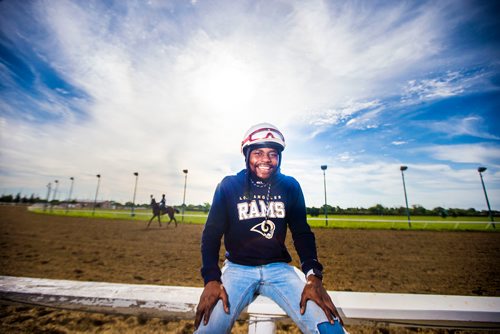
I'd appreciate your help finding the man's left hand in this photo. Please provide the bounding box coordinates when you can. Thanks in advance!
[299,275,344,325]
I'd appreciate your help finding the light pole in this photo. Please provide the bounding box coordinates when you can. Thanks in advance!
[400,166,411,228]
[66,177,74,214]
[321,165,328,226]
[478,167,495,229]
[51,180,59,212]
[131,172,139,217]
[92,174,101,216]
[182,169,188,223]
[44,182,52,212]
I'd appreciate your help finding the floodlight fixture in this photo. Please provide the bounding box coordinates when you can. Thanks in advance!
[320,165,328,226]
[131,172,139,217]
[66,177,75,214]
[93,174,101,216]
[50,180,59,212]
[477,167,495,228]
[400,166,411,228]
[52,180,59,201]
[44,182,52,212]
[182,169,188,222]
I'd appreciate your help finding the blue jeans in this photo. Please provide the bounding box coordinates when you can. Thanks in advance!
[195,261,345,334]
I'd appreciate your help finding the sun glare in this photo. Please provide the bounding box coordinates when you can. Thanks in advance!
[191,55,258,112]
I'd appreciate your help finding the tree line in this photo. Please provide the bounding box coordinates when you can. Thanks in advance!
[0,193,212,213]
[307,204,498,218]
[1,193,496,218]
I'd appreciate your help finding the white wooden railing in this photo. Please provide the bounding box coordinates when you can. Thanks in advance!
[1,276,499,333]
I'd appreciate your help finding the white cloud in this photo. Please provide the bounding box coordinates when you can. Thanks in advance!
[422,144,500,166]
[423,116,500,140]
[402,71,465,101]
[345,106,383,130]
[0,0,498,211]
[309,100,381,127]
[337,152,354,163]
[287,1,445,79]
[401,68,492,104]
[307,100,383,138]
[293,159,499,211]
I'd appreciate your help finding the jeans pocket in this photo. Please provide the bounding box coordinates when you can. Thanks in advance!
[317,319,346,334]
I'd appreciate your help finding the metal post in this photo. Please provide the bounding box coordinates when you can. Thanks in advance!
[478,167,495,229]
[51,180,59,212]
[131,172,139,217]
[92,174,101,216]
[44,182,52,212]
[400,166,411,228]
[182,169,188,223]
[66,177,74,214]
[321,165,328,226]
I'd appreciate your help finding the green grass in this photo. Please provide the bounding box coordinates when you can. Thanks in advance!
[307,215,495,231]
[29,207,496,231]
[29,207,208,224]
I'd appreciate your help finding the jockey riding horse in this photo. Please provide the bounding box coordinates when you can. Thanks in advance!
[147,195,178,228]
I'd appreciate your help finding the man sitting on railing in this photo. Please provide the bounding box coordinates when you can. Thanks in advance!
[195,123,346,334]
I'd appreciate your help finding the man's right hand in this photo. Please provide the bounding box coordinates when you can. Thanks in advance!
[194,280,230,329]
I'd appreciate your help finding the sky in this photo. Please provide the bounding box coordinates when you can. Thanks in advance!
[0,0,499,211]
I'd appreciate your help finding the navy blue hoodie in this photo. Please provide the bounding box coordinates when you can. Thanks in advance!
[200,169,323,285]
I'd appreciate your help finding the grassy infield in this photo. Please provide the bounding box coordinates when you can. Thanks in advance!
[31,207,496,231]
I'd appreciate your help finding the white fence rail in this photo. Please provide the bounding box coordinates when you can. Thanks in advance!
[1,276,499,333]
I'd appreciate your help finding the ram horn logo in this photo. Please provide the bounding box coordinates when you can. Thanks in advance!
[250,220,275,239]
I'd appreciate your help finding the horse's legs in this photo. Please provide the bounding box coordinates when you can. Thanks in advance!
[157,214,162,227]
[147,215,155,228]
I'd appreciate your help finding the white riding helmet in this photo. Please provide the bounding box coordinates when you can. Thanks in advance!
[241,122,286,155]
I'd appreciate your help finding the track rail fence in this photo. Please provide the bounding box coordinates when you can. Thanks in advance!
[1,276,499,333]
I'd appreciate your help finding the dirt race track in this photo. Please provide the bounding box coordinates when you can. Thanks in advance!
[0,205,499,333]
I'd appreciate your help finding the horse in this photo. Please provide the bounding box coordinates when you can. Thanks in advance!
[147,199,179,228]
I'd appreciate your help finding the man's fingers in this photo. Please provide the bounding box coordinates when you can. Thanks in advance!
[194,308,203,329]
[334,309,344,326]
[299,294,308,314]
[195,281,228,329]
[204,306,213,326]
[329,306,344,326]
[326,300,344,326]
[220,290,230,313]
[321,304,335,324]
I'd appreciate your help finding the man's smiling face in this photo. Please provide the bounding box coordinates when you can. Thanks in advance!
[248,147,279,180]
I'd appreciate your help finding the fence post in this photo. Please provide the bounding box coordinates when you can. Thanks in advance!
[248,314,277,334]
